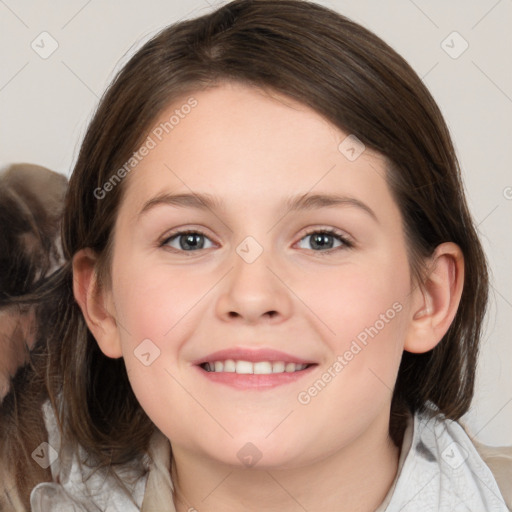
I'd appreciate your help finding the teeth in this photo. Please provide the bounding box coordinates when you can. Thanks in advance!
[254,361,272,374]
[224,359,236,372]
[236,360,253,374]
[202,360,309,374]
[285,362,296,372]
[272,361,285,373]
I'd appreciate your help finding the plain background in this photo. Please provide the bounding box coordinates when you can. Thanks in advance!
[0,0,510,446]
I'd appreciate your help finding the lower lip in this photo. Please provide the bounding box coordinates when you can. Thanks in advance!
[195,364,317,390]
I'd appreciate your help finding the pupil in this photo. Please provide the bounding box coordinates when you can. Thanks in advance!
[181,233,204,250]
[312,233,333,250]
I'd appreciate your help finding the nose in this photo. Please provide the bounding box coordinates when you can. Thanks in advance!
[215,245,293,325]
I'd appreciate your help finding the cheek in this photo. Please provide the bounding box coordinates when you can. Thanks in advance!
[284,265,409,461]
[111,261,216,431]
[298,253,410,403]
[304,257,409,350]
[113,259,210,348]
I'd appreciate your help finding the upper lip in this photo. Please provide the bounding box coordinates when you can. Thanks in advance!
[192,347,316,366]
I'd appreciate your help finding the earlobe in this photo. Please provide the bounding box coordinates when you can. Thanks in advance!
[72,248,123,359]
[404,242,464,354]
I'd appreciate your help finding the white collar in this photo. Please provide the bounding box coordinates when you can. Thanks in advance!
[30,400,148,511]
[31,400,508,511]
[377,406,508,511]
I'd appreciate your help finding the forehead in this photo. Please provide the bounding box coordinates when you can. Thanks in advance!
[118,82,394,221]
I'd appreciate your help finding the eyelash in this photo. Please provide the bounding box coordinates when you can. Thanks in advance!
[159,227,354,255]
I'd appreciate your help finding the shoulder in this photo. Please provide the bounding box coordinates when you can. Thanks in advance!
[30,400,149,512]
[470,436,512,511]
[419,410,511,511]
[385,407,511,511]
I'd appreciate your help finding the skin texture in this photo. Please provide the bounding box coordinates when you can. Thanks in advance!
[74,82,464,512]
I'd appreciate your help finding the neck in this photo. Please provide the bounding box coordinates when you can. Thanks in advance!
[170,411,402,512]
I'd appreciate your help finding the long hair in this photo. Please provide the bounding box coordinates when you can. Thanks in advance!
[2,1,488,506]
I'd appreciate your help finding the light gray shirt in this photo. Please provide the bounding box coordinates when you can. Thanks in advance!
[30,400,509,511]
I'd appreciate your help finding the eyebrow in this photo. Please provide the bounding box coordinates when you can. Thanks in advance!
[138,191,378,222]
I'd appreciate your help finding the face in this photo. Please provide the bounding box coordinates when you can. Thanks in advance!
[105,82,415,469]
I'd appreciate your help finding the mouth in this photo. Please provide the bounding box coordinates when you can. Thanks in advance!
[200,360,312,374]
[193,348,318,389]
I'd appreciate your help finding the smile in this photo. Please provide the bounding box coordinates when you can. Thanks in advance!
[194,359,318,391]
[201,360,311,374]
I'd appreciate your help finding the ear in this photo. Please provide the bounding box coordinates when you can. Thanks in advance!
[72,248,122,359]
[404,242,464,354]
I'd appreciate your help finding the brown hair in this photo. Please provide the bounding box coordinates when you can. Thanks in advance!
[2,0,489,506]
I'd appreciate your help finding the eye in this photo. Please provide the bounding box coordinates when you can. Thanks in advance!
[160,227,353,254]
[161,230,215,252]
[296,228,352,252]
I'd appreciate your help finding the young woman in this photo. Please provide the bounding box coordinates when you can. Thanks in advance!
[1,1,510,510]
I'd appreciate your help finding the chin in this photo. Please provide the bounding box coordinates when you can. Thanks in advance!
[205,436,310,471]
